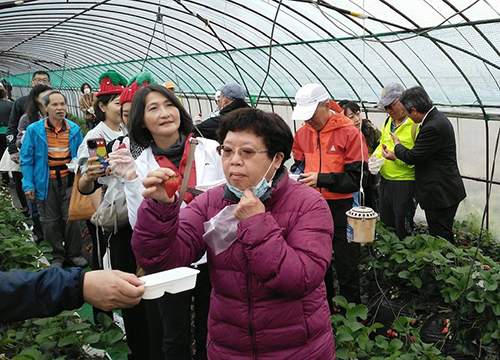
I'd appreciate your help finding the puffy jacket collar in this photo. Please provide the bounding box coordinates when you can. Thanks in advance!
[219,98,250,116]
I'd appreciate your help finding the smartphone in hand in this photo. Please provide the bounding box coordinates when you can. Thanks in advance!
[87,138,108,169]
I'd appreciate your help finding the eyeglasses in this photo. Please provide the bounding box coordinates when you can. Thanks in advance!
[217,145,268,159]
[384,99,398,111]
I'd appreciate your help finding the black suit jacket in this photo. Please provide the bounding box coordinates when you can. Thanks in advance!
[6,94,28,154]
[195,99,249,141]
[394,107,466,211]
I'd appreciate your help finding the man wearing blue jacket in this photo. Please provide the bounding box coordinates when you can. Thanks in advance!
[21,90,87,268]
[0,268,145,323]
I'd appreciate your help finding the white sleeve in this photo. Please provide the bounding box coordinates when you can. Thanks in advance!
[124,176,145,230]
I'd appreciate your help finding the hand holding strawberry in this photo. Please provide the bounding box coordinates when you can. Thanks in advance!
[381,143,397,162]
[164,174,181,198]
[142,167,179,204]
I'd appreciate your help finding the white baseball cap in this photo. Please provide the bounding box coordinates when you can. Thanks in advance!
[291,83,330,121]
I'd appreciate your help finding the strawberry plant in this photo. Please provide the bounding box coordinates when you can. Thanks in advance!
[332,296,452,359]
[0,186,129,359]
[360,222,500,358]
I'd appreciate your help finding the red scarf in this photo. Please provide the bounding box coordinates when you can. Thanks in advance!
[154,134,197,204]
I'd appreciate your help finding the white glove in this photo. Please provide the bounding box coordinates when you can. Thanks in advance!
[368,156,385,175]
[108,137,136,181]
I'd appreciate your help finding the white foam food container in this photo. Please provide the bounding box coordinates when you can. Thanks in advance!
[140,267,200,300]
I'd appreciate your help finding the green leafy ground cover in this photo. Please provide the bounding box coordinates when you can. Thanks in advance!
[0,186,129,360]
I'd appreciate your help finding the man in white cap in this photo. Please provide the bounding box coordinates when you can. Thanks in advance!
[291,83,368,308]
[370,83,418,240]
[196,82,249,141]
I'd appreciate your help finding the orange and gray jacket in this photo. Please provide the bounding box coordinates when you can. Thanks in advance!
[292,107,368,201]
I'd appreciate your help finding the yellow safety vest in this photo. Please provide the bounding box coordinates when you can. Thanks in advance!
[373,116,419,181]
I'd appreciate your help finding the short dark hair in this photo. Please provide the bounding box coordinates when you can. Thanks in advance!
[41,90,67,107]
[94,93,120,123]
[27,84,52,124]
[399,86,433,114]
[128,84,194,147]
[32,71,50,81]
[218,108,293,166]
[80,82,92,93]
[339,100,360,114]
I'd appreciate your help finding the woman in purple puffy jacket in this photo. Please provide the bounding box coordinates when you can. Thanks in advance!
[132,108,336,360]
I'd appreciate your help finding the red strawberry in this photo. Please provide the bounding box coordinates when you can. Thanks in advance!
[118,142,127,149]
[483,265,491,270]
[164,175,180,198]
[382,144,387,150]
[442,327,449,334]
[410,335,415,343]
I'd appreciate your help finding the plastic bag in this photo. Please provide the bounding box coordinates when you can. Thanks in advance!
[368,155,385,175]
[91,176,129,233]
[108,137,136,182]
[203,204,239,255]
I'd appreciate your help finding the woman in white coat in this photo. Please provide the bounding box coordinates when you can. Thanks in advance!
[109,83,223,360]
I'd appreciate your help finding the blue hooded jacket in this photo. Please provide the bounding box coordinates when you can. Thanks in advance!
[20,118,83,201]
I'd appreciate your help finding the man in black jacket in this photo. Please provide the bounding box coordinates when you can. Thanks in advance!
[6,71,51,213]
[382,86,466,241]
[195,82,249,141]
[6,71,51,160]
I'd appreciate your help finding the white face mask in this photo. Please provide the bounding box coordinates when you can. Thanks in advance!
[83,88,91,94]
[226,155,278,199]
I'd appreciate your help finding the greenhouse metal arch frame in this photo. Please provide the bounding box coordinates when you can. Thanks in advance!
[1,0,500,230]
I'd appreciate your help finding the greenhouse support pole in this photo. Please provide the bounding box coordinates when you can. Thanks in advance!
[485,118,490,230]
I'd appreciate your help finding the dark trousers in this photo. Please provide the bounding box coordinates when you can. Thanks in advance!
[0,134,9,186]
[37,176,81,262]
[379,178,416,239]
[87,220,105,270]
[108,225,152,360]
[27,198,44,241]
[86,220,113,324]
[12,171,27,209]
[157,263,211,360]
[425,203,459,242]
[144,299,166,360]
[325,198,361,309]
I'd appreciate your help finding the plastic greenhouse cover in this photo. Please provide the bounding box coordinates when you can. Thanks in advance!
[1,0,500,108]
